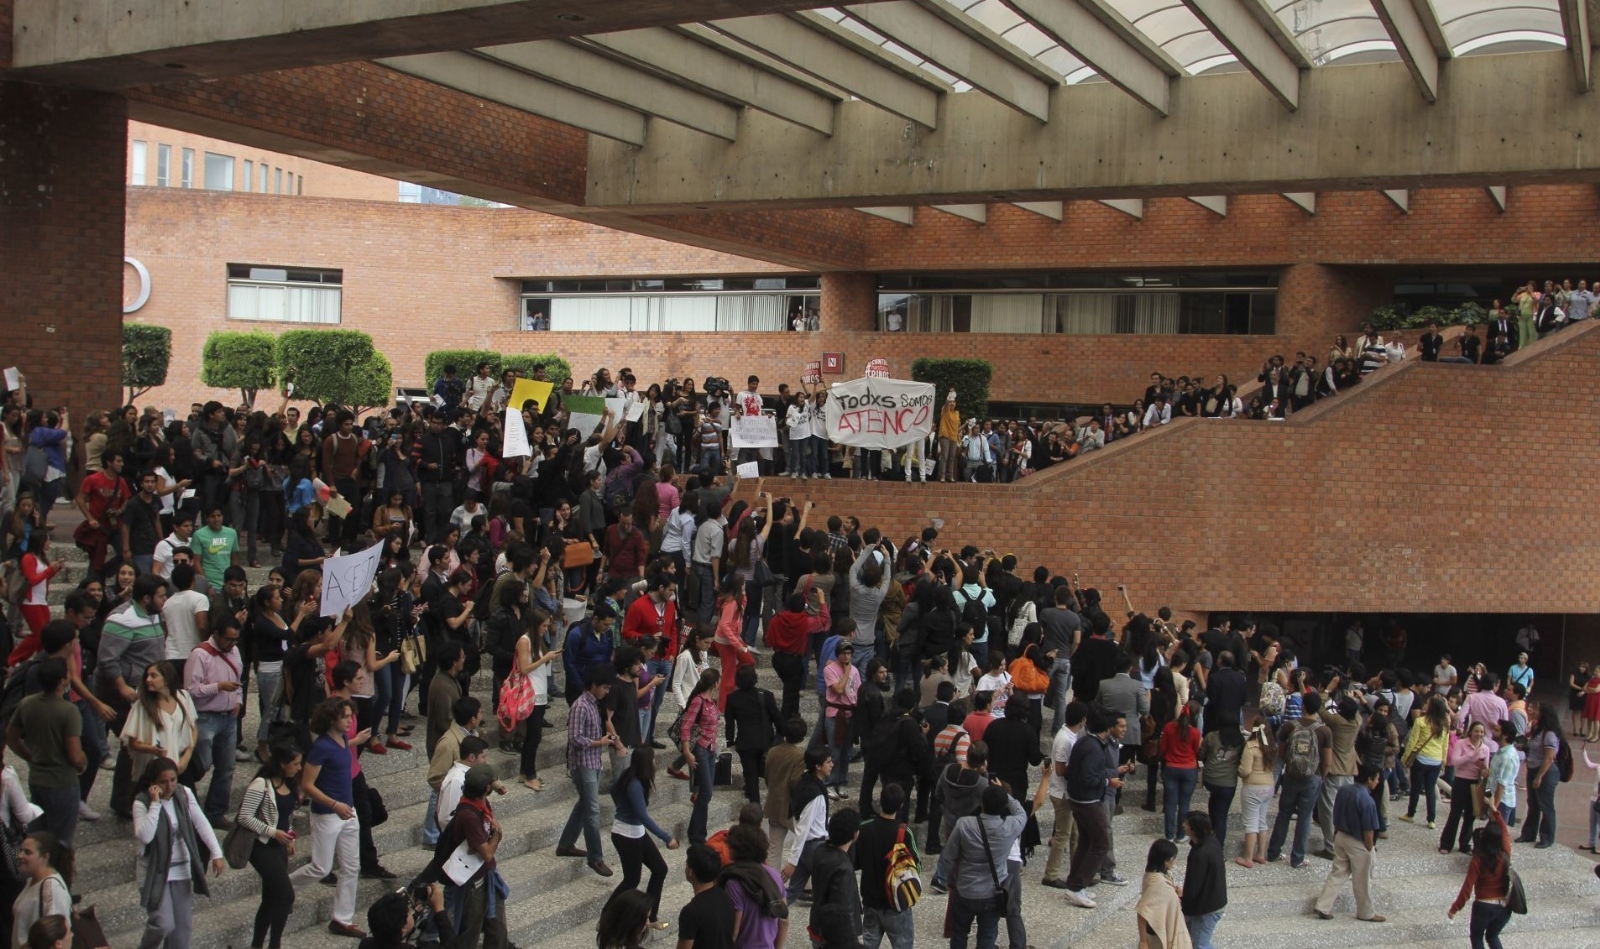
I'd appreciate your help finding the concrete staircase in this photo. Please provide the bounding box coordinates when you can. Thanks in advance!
[22,544,1600,949]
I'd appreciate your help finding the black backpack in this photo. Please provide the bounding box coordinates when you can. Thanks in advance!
[0,658,40,732]
[958,590,988,638]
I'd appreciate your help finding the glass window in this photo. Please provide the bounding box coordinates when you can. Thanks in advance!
[243,160,253,189]
[297,175,304,196]
[880,288,1276,335]
[258,163,269,193]
[129,141,147,186]
[180,148,194,188]
[156,144,171,187]
[203,152,234,191]
[274,168,282,194]
[227,264,342,324]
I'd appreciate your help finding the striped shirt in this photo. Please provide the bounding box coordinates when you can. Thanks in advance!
[97,601,166,693]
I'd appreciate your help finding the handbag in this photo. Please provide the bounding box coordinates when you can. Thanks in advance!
[70,905,108,949]
[0,818,23,881]
[1506,865,1528,915]
[399,627,426,676]
[1008,650,1050,695]
[497,668,536,732]
[975,814,1010,915]
[224,777,269,869]
[752,558,775,587]
[563,539,595,569]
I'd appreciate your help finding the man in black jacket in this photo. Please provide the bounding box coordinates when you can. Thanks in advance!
[854,662,893,813]
[1068,611,1120,708]
[1203,652,1249,736]
[871,689,934,820]
[418,413,460,545]
[810,810,863,942]
[725,664,781,804]
[1181,811,1228,948]
[856,784,918,949]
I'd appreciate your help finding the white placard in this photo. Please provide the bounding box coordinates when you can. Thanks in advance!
[729,414,778,449]
[1,368,18,391]
[443,841,485,886]
[319,541,384,618]
[736,462,760,479]
[822,376,936,450]
[502,406,531,458]
[606,398,629,424]
[626,400,647,423]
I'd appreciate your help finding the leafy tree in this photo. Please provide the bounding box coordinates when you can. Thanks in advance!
[122,322,172,404]
[423,350,500,385]
[501,353,572,384]
[274,329,382,411]
[911,357,992,421]
[200,331,277,408]
[347,351,393,418]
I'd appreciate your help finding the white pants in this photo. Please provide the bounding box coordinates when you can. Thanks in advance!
[289,811,361,925]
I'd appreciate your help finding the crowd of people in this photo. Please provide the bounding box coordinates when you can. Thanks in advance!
[0,354,1584,949]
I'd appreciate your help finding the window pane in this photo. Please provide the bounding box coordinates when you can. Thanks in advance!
[156,145,171,187]
[258,163,269,193]
[129,141,147,186]
[243,160,253,190]
[274,168,282,194]
[203,153,234,191]
[180,148,194,188]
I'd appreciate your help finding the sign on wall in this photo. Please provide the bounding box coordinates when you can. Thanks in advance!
[822,352,844,374]
[822,376,936,450]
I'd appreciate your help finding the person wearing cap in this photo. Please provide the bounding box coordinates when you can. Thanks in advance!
[822,642,862,798]
[937,391,961,483]
[424,763,511,949]
[563,602,617,706]
[437,736,507,833]
[557,666,621,877]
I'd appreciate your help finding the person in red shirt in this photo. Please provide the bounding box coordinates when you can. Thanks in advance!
[603,510,650,581]
[624,575,681,750]
[73,450,132,575]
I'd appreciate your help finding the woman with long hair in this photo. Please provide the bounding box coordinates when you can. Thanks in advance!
[1440,720,1495,855]
[237,743,302,949]
[9,833,71,949]
[0,491,39,561]
[678,667,722,844]
[711,575,753,710]
[596,889,652,949]
[1159,703,1202,842]
[1517,702,1565,848]
[249,582,312,762]
[1198,720,1244,850]
[119,661,198,786]
[666,624,715,780]
[1235,715,1276,867]
[516,608,563,791]
[13,529,63,643]
[1143,666,1179,812]
[133,757,225,949]
[1447,805,1513,949]
[486,578,529,754]
[1134,838,1189,949]
[606,746,678,929]
[1400,693,1452,828]
[280,506,326,579]
[727,494,773,646]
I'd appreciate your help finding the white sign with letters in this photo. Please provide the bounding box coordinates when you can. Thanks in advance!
[319,542,384,618]
[730,414,779,449]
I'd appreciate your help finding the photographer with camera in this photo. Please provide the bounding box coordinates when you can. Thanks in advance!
[363,883,464,949]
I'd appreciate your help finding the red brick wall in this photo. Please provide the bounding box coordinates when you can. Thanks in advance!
[0,81,126,419]
[820,273,877,331]
[730,321,1600,615]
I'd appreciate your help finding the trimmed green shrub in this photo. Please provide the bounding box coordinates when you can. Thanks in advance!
[200,330,277,408]
[122,322,172,403]
[423,350,499,385]
[911,357,992,420]
[275,329,379,409]
[501,353,572,384]
[347,351,393,416]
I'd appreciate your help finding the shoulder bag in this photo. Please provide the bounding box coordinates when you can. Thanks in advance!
[223,777,268,869]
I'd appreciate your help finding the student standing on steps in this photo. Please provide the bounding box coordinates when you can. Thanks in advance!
[132,755,227,949]
[557,666,621,878]
[288,698,366,939]
[606,747,678,932]
[1312,765,1386,924]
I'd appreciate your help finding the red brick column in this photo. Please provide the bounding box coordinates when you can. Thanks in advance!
[821,272,878,331]
[0,82,126,417]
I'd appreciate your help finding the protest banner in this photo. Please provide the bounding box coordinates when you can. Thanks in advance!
[802,360,822,385]
[508,378,553,413]
[565,395,606,437]
[821,376,936,450]
[865,358,890,378]
[502,406,531,458]
[730,414,779,449]
[320,542,384,618]
[735,461,760,479]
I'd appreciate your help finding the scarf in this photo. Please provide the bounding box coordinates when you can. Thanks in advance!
[1134,872,1190,949]
[140,789,210,911]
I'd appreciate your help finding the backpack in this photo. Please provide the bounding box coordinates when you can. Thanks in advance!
[1258,680,1286,717]
[1355,725,1389,771]
[1007,599,1036,648]
[957,589,990,642]
[1558,736,1575,783]
[1284,720,1321,778]
[603,476,633,514]
[884,825,922,912]
[0,658,39,732]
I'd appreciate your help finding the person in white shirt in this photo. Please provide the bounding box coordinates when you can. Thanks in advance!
[132,756,226,949]
[1143,396,1172,428]
[161,564,210,678]
[151,513,198,580]
[466,362,498,413]
[436,736,504,827]
[785,393,813,479]
[781,748,834,903]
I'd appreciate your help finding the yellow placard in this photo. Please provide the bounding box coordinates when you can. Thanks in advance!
[509,378,553,412]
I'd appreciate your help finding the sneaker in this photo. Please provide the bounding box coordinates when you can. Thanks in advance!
[1097,872,1128,886]
[360,865,398,881]
[235,748,254,763]
[99,756,115,772]
[1426,821,1437,830]
[930,880,948,895]
[77,802,101,822]
[1397,814,1414,823]
[1063,889,1097,909]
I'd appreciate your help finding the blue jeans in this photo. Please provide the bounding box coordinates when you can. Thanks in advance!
[644,659,672,739]
[824,717,852,787]
[811,438,830,476]
[1186,911,1223,949]
[1408,761,1442,823]
[195,710,240,821]
[700,446,723,477]
[1204,781,1236,848]
[422,786,441,846]
[785,838,822,903]
[131,554,154,575]
[741,580,763,646]
[1267,775,1321,865]
[688,745,716,844]
[1046,658,1072,732]
[28,784,80,846]
[559,767,604,863]
[864,905,914,949]
[1163,766,1198,840]
[1470,900,1510,949]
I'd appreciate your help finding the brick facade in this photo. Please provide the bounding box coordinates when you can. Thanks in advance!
[0,81,126,419]
[126,120,397,201]
[729,320,1600,615]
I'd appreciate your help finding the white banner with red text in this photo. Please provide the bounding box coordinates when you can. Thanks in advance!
[821,376,936,450]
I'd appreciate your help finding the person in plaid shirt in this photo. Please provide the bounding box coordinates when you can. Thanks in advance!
[557,666,620,878]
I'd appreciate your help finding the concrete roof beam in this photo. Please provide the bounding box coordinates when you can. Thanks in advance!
[932,203,989,221]
[1013,201,1064,219]
[1002,0,1176,114]
[376,51,647,145]
[1370,0,1444,101]
[1559,0,1594,91]
[842,0,1055,120]
[580,28,838,134]
[1180,0,1307,109]
[1188,195,1227,215]
[478,40,741,140]
[1282,192,1316,214]
[1098,199,1144,218]
[707,14,944,127]
[858,206,917,223]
